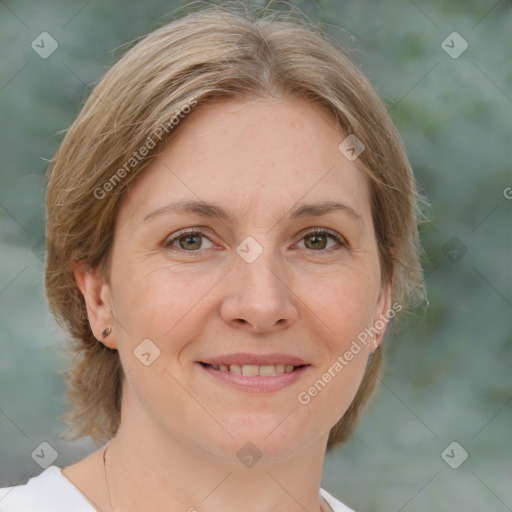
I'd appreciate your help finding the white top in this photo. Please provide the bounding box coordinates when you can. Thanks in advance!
[0,465,355,512]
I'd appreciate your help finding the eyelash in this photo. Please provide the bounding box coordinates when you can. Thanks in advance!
[163,228,348,255]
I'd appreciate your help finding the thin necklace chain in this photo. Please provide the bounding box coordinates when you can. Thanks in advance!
[103,441,332,512]
[103,441,115,512]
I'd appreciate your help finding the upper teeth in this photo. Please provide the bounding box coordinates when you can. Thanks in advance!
[208,364,296,375]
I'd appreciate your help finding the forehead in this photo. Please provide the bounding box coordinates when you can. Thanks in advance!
[118,96,372,225]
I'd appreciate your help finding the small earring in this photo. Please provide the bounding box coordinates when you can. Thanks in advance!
[373,339,378,351]
[102,327,112,339]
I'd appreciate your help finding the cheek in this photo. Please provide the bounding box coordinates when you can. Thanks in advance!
[281,265,379,426]
[109,264,215,428]
[308,264,380,345]
[299,267,378,412]
[111,259,224,366]
[115,270,186,334]
[297,350,368,436]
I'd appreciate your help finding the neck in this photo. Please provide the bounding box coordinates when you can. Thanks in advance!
[104,416,330,512]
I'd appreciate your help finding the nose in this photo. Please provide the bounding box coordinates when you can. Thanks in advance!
[219,250,299,334]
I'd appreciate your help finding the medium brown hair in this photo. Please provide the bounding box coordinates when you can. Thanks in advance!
[45,1,426,451]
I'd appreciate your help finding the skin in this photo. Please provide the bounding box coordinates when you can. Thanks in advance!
[64,96,391,512]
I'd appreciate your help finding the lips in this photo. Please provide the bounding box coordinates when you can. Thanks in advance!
[198,352,310,379]
[200,362,299,376]
[197,353,311,392]
[199,353,309,367]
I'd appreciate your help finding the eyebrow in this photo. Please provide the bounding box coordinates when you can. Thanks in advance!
[142,199,365,226]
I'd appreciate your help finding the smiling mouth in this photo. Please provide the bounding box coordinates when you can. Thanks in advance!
[199,362,307,376]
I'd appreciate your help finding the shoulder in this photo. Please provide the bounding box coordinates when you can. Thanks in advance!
[320,486,357,512]
[0,469,356,512]
[0,466,94,512]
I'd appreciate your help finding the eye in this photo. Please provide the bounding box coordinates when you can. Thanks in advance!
[163,227,347,255]
[163,229,215,252]
[295,229,347,252]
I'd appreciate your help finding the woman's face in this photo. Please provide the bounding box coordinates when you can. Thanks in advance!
[89,96,390,462]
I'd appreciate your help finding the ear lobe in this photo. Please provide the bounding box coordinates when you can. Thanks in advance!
[377,282,392,316]
[373,282,393,349]
[73,262,116,348]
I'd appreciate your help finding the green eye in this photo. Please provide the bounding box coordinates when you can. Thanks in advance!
[164,230,214,251]
[163,228,347,254]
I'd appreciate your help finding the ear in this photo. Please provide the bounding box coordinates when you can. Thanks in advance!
[73,262,117,349]
[372,281,393,350]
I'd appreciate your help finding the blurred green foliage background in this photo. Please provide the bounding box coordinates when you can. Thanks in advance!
[0,1,510,510]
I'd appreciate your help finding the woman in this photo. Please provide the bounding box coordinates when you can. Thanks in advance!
[0,2,425,511]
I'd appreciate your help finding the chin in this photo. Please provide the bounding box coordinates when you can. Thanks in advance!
[197,417,325,467]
